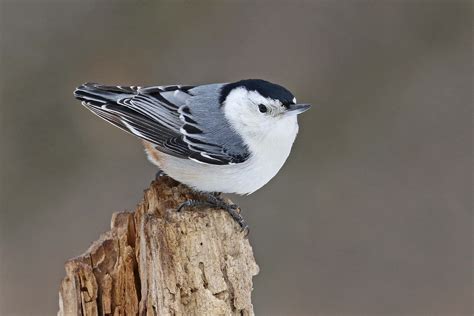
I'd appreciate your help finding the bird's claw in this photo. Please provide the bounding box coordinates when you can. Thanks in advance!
[155,169,167,180]
[176,193,249,234]
[177,199,208,212]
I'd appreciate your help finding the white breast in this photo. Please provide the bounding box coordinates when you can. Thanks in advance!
[151,116,299,195]
[234,115,299,194]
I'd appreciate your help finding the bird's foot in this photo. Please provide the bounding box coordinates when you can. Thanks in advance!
[204,193,249,235]
[177,192,249,235]
[155,169,167,180]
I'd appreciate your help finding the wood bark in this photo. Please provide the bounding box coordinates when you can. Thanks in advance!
[58,176,259,316]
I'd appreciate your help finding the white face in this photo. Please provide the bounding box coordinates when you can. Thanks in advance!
[222,87,299,142]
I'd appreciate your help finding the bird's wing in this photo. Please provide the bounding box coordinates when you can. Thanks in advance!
[74,83,250,165]
[179,84,250,164]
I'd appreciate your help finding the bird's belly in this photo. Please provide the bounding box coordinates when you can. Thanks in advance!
[157,155,284,194]
[155,135,296,195]
[145,117,299,194]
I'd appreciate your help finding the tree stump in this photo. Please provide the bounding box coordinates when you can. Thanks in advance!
[58,176,259,316]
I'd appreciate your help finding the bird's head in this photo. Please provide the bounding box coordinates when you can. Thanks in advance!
[219,79,311,139]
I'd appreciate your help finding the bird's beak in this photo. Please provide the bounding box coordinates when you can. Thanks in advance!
[285,103,311,115]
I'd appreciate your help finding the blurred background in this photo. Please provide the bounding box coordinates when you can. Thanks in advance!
[0,1,472,315]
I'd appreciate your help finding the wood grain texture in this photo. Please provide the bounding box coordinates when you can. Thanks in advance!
[58,176,259,316]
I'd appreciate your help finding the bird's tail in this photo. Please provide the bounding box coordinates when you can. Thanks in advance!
[73,83,149,138]
[73,83,138,107]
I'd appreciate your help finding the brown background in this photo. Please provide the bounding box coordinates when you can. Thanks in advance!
[0,1,472,315]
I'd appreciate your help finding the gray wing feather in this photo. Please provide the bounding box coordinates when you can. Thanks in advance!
[180,84,250,163]
[74,82,250,165]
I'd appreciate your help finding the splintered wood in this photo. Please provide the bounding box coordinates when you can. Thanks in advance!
[58,177,259,316]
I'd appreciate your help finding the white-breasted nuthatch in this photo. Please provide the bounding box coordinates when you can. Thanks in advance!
[74,79,311,231]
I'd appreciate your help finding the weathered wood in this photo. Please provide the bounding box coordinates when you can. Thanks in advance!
[58,176,259,316]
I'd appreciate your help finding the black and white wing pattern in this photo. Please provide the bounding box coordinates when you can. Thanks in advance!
[74,83,250,165]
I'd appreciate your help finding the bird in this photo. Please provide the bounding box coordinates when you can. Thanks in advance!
[74,79,311,231]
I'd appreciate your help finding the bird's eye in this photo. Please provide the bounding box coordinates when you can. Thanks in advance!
[258,104,268,113]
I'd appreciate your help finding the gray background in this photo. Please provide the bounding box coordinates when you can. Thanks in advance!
[0,1,472,315]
